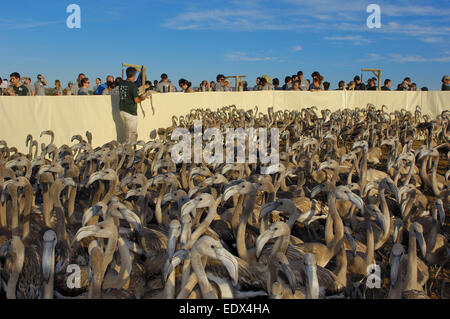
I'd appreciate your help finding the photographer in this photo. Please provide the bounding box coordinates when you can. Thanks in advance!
[102,78,116,95]
[34,74,47,96]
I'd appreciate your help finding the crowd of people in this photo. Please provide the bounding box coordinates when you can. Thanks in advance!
[1,70,449,96]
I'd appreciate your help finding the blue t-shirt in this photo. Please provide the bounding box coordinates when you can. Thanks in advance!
[95,83,107,95]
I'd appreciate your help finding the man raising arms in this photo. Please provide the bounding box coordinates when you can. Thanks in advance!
[118,67,147,143]
[34,74,47,96]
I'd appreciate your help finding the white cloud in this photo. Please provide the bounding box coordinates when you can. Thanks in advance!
[435,56,450,62]
[360,53,384,62]
[380,22,450,36]
[421,37,443,43]
[382,4,450,17]
[324,35,370,45]
[390,54,450,63]
[2,20,62,30]
[225,52,278,62]
[390,54,428,63]
[292,45,303,52]
[162,9,284,31]
[162,1,450,39]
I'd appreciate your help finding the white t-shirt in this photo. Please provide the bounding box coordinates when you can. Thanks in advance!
[34,81,46,96]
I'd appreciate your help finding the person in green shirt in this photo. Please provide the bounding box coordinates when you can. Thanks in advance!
[118,67,147,143]
[8,72,29,96]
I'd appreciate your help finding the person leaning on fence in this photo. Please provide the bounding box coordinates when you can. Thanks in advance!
[309,75,324,91]
[337,81,346,90]
[310,72,325,90]
[179,78,194,93]
[118,67,147,144]
[8,72,28,96]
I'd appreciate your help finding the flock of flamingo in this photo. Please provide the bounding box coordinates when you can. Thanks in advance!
[0,104,448,299]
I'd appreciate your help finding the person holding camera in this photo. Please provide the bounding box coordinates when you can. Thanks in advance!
[34,74,47,96]
[102,78,116,95]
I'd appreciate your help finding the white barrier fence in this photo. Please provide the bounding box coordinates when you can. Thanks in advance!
[0,91,448,153]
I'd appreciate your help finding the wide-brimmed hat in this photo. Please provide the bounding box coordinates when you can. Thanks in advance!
[262,75,271,83]
[443,75,450,81]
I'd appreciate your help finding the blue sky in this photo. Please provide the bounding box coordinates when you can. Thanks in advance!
[1,0,449,90]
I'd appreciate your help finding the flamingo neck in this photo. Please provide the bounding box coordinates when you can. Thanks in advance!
[405,231,418,291]
[191,252,216,299]
[237,191,256,262]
